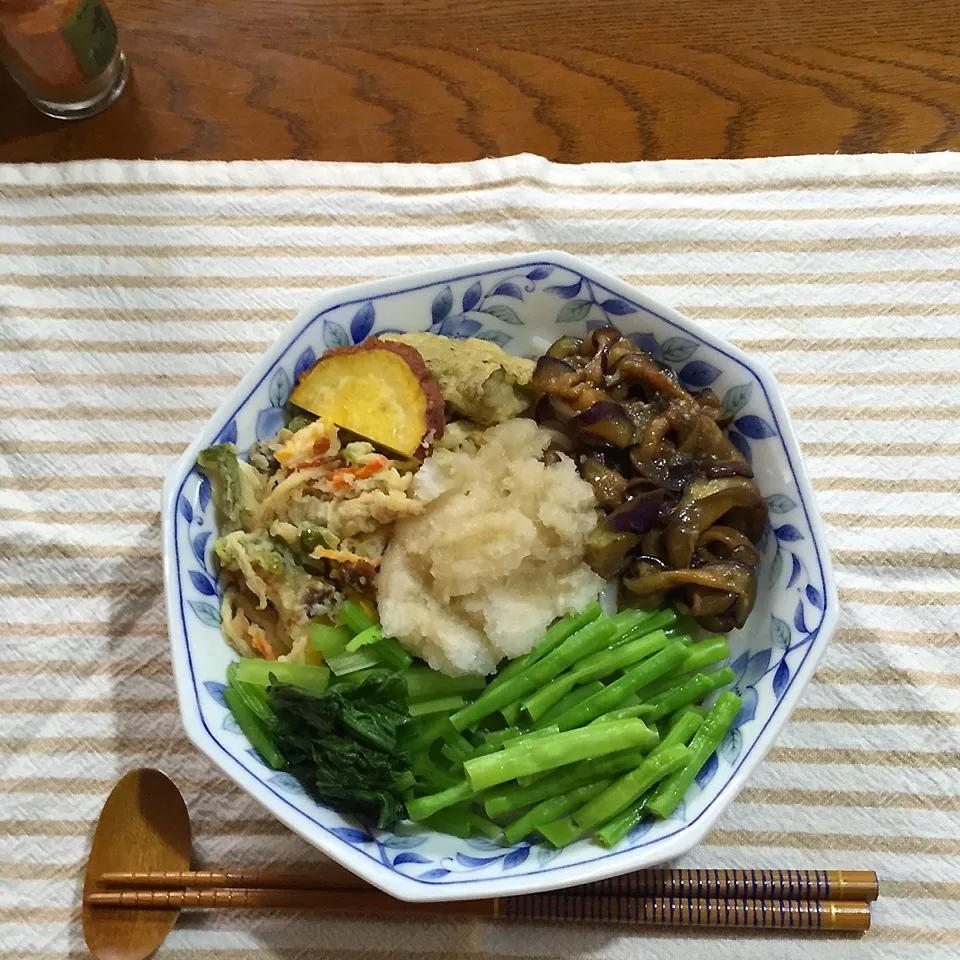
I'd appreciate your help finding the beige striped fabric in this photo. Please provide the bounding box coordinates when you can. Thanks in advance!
[1,153,959,958]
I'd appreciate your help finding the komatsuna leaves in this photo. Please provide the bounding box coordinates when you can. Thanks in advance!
[267,671,411,829]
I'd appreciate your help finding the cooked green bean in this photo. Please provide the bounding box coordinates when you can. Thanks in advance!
[644,673,715,721]
[503,780,611,845]
[483,748,649,818]
[589,703,656,725]
[464,719,653,791]
[523,629,674,721]
[571,744,690,835]
[551,643,689,731]
[533,682,604,727]
[647,691,742,819]
[502,725,560,750]
[594,708,706,847]
[406,779,474,822]
[450,615,623,731]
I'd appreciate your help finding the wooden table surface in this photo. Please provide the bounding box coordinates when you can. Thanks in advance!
[2,0,960,162]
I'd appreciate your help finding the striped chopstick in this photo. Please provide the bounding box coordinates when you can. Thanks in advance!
[91,867,876,931]
[86,888,871,931]
[100,867,879,903]
[575,868,880,903]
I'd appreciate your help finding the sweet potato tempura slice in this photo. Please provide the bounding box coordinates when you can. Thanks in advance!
[289,337,444,459]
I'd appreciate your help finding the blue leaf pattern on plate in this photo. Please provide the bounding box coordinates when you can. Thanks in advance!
[293,346,317,382]
[189,570,218,597]
[187,600,221,627]
[546,277,583,299]
[432,286,453,323]
[217,419,237,445]
[771,615,791,649]
[350,302,375,343]
[330,827,373,845]
[419,868,451,881]
[463,837,503,851]
[794,599,808,633]
[393,852,431,867]
[735,414,777,440]
[660,337,699,363]
[456,853,503,868]
[773,660,791,698]
[203,680,227,706]
[769,547,783,586]
[678,360,721,388]
[628,819,655,841]
[787,553,803,588]
[720,728,743,764]
[728,429,752,463]
[536,845,563,867]
[806,585,824,609]
[741,649,771,688]
[476,329,513,348]
[268,367,291,408]
[557,299,592,324]
[178,495,194,524]
[503,846,530,870]
[462,281,482,313]
[758,521,771,554]
[721,382,752,416]
[481,304,523,326]
[323,319,351,349]
[734,687,758,728]
[775,524,804,543]
[765,494,797,514]
[600,297,637,316]
[380,834,428,849]
[268,772,303,792]
[729,651,749,683]
[695,752,718,788]
[627,332,664,363]
[197,475,212,512]
[191,531,212,568]
[439,316,482,339]
[526,266,554,281]
[255,407,286,443]
[491,282,524,301]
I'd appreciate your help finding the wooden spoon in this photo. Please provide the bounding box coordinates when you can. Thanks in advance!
[82,768,191,960]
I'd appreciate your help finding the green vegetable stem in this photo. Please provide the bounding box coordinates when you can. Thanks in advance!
[551,642,689,731]
[647,691,742,820]
[451,613,635,732]
[463,718,655,792]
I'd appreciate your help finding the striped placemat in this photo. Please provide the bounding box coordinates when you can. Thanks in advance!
[1,153,958,958]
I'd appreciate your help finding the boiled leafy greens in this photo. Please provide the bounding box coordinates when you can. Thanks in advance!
[268,671,411,828]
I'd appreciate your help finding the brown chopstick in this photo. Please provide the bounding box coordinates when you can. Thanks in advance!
[100,867,879,903]
[101,867,368,892]
[86,888,871,930]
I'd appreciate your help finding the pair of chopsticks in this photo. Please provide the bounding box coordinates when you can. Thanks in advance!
[88,866,878,931]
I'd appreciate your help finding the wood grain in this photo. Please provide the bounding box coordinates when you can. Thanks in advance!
[81,768,190,960]
[1,0,960,161]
